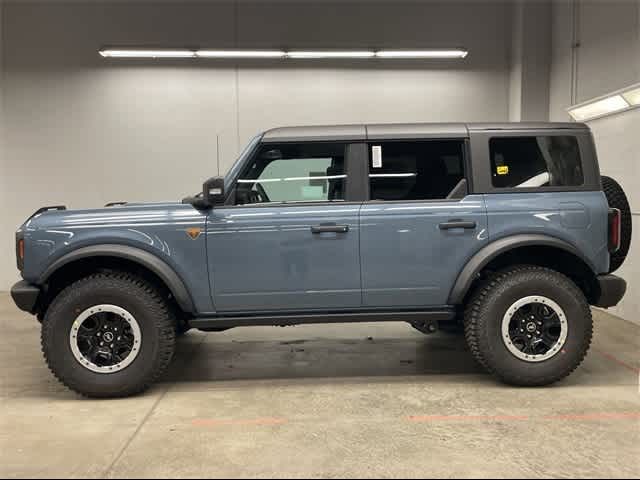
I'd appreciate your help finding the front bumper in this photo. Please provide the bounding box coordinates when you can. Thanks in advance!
[10,280,41,313]
[593,274,627,308]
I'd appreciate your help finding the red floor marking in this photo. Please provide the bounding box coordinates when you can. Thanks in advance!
[542,412,640,421]
[408,415,529,422]
[593,347,640,374]
[192,417,287,427]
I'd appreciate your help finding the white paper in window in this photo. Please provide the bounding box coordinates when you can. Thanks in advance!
[372,145,382,168]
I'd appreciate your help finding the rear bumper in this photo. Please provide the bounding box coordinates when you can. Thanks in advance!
[593,274,627,308]
[10,280,41,314]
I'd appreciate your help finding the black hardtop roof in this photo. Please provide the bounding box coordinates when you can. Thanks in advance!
[261,122,588,142]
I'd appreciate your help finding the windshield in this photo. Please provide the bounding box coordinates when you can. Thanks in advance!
[224,134,262,190]
[186,134,262,199]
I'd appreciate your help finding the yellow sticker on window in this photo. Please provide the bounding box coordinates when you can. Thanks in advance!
[497,165,509,175]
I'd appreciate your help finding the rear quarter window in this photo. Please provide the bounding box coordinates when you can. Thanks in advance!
[490,136,584,188]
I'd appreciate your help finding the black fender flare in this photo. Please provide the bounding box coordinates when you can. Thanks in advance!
[447,234,597,305]
[39,244,195,313]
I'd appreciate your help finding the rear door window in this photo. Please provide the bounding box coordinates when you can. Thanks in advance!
[368,140,465,201]
[490,136,584,188]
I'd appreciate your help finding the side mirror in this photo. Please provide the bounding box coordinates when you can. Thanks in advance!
[202,176,225,206]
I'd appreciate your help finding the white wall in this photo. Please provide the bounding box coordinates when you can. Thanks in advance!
[509,0,551,121]
[508,0,524,122]
[590,109,640,324]
[550,0,640,324]
[0,0,9,293]
[550,0,640,120]
[0,0,513,290]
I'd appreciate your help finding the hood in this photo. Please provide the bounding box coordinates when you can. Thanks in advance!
[20,201,200,231]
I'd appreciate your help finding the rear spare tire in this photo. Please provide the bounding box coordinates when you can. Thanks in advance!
[601,175,632,273]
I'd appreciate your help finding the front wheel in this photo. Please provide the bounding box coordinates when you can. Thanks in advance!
[41,273,176,398]
[464,266,592,386]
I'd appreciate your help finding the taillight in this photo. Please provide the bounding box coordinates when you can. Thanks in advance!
[16,234,25,271]
[608,208,621,253]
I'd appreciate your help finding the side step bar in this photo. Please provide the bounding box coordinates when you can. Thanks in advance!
[189,309,455,329]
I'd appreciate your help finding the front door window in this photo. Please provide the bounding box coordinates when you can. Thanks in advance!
[235,143,348,205]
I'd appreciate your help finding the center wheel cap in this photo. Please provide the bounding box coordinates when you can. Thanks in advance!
[70,304,142,374]
[502,296,568,363]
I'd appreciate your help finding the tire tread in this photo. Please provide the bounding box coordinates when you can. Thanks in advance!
[41,272,176,398]
[464,265,593,386]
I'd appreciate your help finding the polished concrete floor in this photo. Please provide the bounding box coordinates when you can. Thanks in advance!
[0,292,638,479]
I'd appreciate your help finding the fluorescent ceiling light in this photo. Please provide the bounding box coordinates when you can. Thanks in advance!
[197,50,285,58]
[567,95,630,121]
[99,49,195,58]
[287,51,375,58]
[622,86,640,106]
[375,49,468,58]
[99,48,469,60]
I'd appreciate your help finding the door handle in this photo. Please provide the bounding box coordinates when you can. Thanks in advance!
[438,220,477,230]
[311,224,349,234]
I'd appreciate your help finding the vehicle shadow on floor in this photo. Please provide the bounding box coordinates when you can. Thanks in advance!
[163,332,487,384]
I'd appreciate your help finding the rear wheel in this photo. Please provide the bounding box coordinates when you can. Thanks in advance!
[42,273,176,398]
[464,266,592,386]
[601,175,632,273]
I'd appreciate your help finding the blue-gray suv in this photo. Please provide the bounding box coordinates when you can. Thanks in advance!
[11,122,631,397]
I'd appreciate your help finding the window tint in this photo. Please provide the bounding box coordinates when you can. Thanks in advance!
[368,140,465,201]
[235,142,347,204]
[490,136,583,188]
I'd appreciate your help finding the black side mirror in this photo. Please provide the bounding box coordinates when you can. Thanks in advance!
[202,176,225,206]
[182,176,225,209]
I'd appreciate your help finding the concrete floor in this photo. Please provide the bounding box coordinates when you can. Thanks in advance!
[0,293,638,479]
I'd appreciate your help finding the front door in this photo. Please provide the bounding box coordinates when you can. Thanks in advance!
[207,141,362,312]
[359,139,488,307]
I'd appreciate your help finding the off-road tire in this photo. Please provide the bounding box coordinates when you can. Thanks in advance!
[41,272,176,398]
[602,175,632,273]
[464,265,592,386]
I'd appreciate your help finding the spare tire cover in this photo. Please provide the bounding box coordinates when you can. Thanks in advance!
[601,175,632,273]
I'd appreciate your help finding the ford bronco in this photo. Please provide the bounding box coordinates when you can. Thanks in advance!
[11,122,631,397]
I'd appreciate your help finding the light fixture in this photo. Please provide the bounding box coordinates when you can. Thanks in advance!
[622,86,640,106]
[99,48,469,60]
[375,49,468,58]
[197,50,285,58]
[99,49,195,58]
[568,96,629,121]
[567,83,640,121]
[287,50,376,59]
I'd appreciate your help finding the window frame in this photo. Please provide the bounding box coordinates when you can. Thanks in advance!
[469,129,601,194]
[363,137,471,203]
[225,140,367,207]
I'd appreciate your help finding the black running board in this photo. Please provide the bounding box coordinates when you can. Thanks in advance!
[189,308,455,329]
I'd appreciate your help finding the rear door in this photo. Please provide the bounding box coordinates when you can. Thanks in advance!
[359,137,488,307]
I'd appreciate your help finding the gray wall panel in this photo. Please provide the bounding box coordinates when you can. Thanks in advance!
[1,1,511,290]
